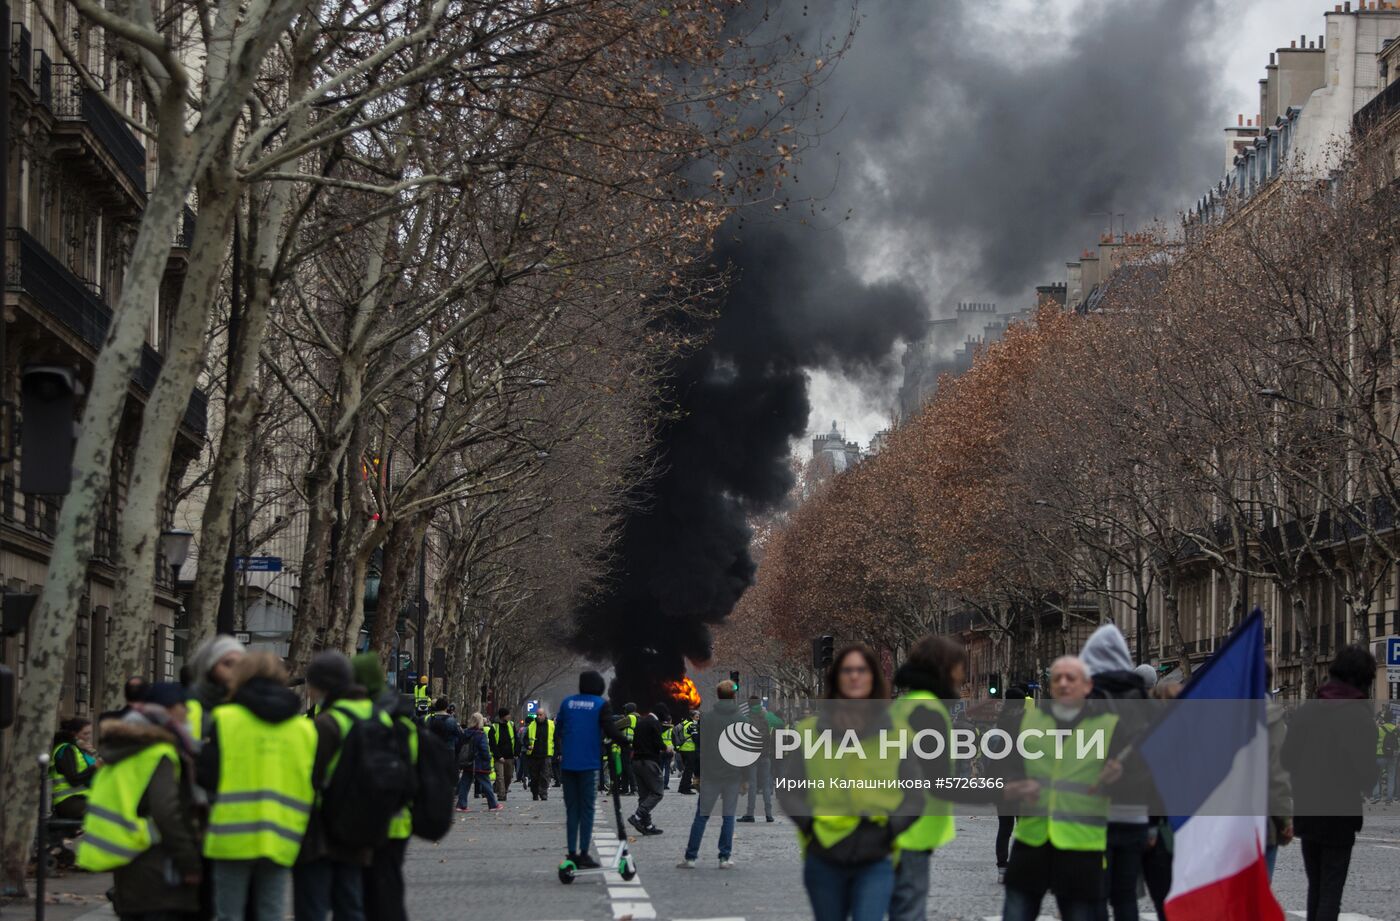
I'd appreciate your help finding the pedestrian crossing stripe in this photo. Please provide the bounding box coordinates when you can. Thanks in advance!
[612,903,654,919]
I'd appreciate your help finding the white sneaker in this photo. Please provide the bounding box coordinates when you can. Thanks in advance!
[677,858,696,869]
[719,858,736,869]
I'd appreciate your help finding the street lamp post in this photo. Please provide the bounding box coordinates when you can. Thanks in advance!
[159,528,194,593]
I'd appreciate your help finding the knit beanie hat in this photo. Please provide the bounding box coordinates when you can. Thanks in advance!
[306,650,353,696]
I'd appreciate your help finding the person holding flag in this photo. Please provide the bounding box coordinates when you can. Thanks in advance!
[1136,608,1283,921]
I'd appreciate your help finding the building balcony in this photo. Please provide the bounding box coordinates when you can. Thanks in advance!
[1355,77,1400,137]
[4,228,207,437]
[47,64,147,205]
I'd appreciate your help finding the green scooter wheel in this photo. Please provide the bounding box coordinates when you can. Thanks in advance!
[620,857,637,881]
[558,861,577,884]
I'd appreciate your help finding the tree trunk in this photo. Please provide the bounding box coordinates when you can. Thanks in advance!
[0,167,193,892]
[1161,568,1192,679]
[106,164,236,707]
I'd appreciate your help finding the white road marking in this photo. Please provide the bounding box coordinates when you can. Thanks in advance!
[609,886,649,899]
[612,902,656,919]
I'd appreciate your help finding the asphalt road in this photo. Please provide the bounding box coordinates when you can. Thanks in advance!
[403,778,1400,921]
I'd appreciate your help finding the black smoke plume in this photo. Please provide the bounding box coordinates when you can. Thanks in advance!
[572,0,1227,705]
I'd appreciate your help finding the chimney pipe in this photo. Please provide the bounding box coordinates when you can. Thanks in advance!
[1345,2,1351,13]
[1238,113,1244,126]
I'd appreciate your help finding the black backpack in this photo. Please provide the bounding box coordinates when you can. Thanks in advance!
[410,726,455,841]
[321,705,415,849]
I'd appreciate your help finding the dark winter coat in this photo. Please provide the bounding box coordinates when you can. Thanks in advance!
[459,727,493,774]
[1282,680,1378,845]
[99,716,201,917]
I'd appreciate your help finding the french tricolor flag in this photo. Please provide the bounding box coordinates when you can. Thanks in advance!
[1138,610,1283,921]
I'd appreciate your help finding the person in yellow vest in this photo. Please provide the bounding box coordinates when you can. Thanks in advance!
[294,650,384,920]
[888,636,967,921]
[1000,656,1123,921]
[413,675,430,708]
[676,710,700,794]
[778,645,907,921]
[79,700,201,918]
[525,709,557,801]
[196,651,317,921]
[1372,710,1398,804]
[490,707,517,801]
[351,652,416,921]
[49,717,98,819]
[186,634,247,743]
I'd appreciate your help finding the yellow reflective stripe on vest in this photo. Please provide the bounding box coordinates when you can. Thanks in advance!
[1013,706,1118,853]
[892,691,955,852]
[678,719,697,752]
[204,703,317,867]
[76,742,177,871]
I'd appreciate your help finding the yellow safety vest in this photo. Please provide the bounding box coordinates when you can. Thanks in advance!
[1376,722,1397,756]
[677,719,697,752]
[204,703,318,866]
[413,684,429,702]
[185,699,204,742]
[624,713,637,742]
[892,691,955,852]
[50,742,95,804]
[1013,706,1118,853]
[389,713,418,840]
[76,742,178,871]
[527,718,556,757]
[795,715,904,853]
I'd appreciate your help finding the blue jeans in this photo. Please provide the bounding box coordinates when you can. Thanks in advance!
[745,758,773,818]
[1372,756,1398,800]
[292,857,364,921]
[562,769,598,855]
[684,779,740,861]
[803,853,895,921]
[457,770,497,808]
[1002,885,1097,921]
[211,858,288,921]
[888,848,931,921]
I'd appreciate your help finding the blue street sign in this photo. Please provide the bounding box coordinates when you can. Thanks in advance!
[526,699,540,716]
[1387,637,1400,668]
[234,556,282,572]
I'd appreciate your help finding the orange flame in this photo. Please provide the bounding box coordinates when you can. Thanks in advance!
[665,677,701,709]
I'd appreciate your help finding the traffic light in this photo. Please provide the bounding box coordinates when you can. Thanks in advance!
[20,366,82,495]
[729,670,741,691]
[813,635,835,670]
[988,672,1002,698]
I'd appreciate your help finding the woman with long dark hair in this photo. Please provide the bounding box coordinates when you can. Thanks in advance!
[784,644,898,921]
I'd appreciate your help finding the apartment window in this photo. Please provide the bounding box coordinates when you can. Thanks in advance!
[74,598,90,716]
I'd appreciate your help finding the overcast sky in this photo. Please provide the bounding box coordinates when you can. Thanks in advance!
[802,0,1334,453]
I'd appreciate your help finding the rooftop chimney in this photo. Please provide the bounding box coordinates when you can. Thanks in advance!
[1345,2,1352,13]
[1238,113,1244,126]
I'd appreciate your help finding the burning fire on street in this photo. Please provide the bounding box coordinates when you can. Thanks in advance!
[665,676,701,709]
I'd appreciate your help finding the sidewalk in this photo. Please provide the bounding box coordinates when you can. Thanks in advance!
[0,869,114,921]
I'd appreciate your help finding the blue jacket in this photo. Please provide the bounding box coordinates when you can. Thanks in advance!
[556,693,627,771]
[458,727,492,774]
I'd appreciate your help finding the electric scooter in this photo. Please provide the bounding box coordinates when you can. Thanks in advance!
[558,749,637,883]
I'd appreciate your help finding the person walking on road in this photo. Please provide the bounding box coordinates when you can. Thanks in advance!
[993,685,1031,884]
[1080,625,1153,921]
[460,713,503,811]
[628,703,670,835]
[491,707,517,801]
[198,652,317,921]
[678,679,745,869]
[1283,645,1380,921]
[738,695,779,823]
[351,653,417,921]
[781,645,903,921]
[1370,710,1398,804]
[999,656,1124,921]
[524,710,557,801]
[888,636,971,921]
[555,670,630,868]
[676,710,700,795]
